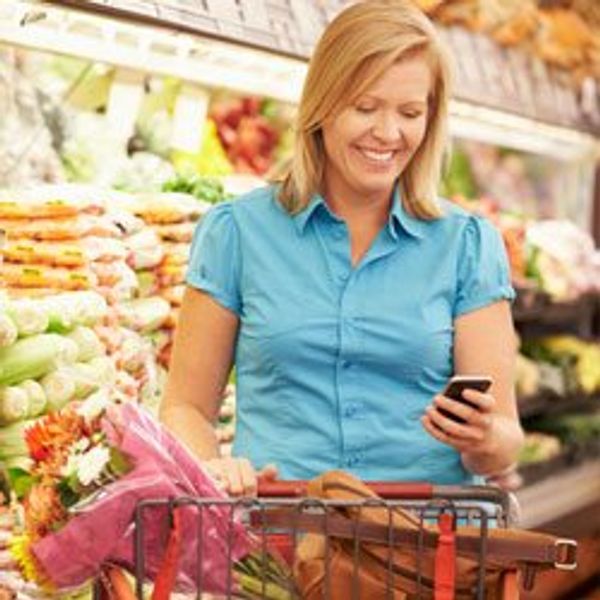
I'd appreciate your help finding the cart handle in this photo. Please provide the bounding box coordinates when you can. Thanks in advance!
[257,480,434,499]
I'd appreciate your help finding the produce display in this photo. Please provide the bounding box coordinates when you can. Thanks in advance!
[415,0,600,85]
[113,190,213,370]
[451,195,600,301]
[518,432,562,467]
[0,291,112,472]
[210,97,283,176]
[517,335,600,396]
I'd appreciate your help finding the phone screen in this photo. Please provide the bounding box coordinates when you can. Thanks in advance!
[438,376,492,424]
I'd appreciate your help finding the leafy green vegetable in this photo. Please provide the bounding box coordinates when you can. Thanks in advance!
[7,467,36,500]
[161,174,231,204]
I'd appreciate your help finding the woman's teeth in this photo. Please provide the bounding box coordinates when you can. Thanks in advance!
[359,149,395,162]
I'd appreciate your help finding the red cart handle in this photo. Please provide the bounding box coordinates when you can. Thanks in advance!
[257,480,434,499]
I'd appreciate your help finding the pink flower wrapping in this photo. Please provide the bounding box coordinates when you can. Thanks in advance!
[31,402,253,593]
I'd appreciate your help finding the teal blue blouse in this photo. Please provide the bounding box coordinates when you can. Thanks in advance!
[186,185,515,483]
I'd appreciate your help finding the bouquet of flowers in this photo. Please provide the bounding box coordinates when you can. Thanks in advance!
[9,392,295,599]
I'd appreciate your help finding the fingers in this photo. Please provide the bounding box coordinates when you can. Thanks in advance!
[421,391,496,450]
[258,463,279,481]
[205,457,258,497]
[434,393,494,430]
[461,389,494,413]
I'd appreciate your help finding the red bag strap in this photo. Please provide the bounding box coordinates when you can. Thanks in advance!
[434,512,456,600]
[150,507,183,600]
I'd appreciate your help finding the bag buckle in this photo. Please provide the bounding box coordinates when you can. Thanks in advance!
[554,539,577,571]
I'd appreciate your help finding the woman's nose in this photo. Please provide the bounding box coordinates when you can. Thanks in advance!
[371,112,403,144]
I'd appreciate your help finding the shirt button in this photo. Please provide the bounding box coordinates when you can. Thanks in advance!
[344,404,357,417]
[345,455,359,467]
[341,359,352,369]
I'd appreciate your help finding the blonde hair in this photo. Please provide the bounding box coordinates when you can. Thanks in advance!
[278,0,453,219]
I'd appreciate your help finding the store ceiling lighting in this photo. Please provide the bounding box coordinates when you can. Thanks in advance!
[1,0,598,162]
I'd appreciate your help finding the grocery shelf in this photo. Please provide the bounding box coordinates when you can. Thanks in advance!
[0,0,308,104]
[513,292,599,340]
[519,391,599,420]
[1,1,599,161]
[48,0,600,139]
[516,458,600,531]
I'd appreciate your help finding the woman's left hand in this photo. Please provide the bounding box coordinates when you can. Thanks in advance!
[420,388,497,454]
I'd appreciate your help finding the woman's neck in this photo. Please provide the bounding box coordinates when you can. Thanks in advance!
[323,184,394,230]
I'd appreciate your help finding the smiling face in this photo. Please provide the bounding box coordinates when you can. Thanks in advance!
[321,53,432,206]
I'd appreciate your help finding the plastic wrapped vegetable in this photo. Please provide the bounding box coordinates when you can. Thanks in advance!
[0,313,18,349]
[20,380,47,417]
[40,369,77,412]
[125,229,164,270]
[66,327,105,362]
[43,291,108,333]
[0,386,30,424]
[0,419,33,462]
[86,356,117,387]
[0,334,79,387]
[6,299,49,337]
[117,297,170,334]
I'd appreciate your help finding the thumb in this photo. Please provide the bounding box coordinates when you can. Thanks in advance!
[258,463,278,480]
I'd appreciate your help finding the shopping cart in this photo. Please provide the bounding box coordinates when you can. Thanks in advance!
[122,479,551,600]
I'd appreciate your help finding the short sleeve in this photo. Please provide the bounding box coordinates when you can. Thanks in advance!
[186,202,242,315]
[453,216,516,318]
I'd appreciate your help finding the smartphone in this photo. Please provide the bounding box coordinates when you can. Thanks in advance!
[437,375,493,424]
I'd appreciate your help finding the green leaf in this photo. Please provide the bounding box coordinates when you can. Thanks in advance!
[6,467,36,500]
[58,479,80,508]
[108,448,132,477]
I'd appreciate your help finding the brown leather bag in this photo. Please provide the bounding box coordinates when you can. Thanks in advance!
[261,471,577,600]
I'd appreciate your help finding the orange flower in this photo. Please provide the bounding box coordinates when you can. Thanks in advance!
[25,408,87,466]
[24,484,67,539]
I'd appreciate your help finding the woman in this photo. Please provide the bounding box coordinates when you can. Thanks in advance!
[160,0,524,495]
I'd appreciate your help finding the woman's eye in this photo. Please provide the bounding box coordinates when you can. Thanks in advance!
[355,105,376,114]
[403,112,423,119]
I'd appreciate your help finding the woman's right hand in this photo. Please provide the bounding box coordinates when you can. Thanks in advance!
[205,457,278,496]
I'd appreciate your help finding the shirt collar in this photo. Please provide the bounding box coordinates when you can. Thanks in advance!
[389,186,427,240]
[293,186,428,239]
[293,193,332,234]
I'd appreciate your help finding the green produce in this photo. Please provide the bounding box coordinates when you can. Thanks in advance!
[41,368,77,412]
[440,147,477,199]
[531,412,600,444]
[67,361,106,398]
[515,353,540,398]
[20,380,47,417]
[0,419,33,460]
[0,312,18,349]
[518,432,561,465]
[6,299,49,337]
[162,174,230,204]
[522,336,600,394]
[0,334,79,387]
[0,386,30,424]
[44,291,108,332]
[66,326,105,362]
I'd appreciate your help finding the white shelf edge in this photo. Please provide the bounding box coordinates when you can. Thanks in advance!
[516,458,600,529]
